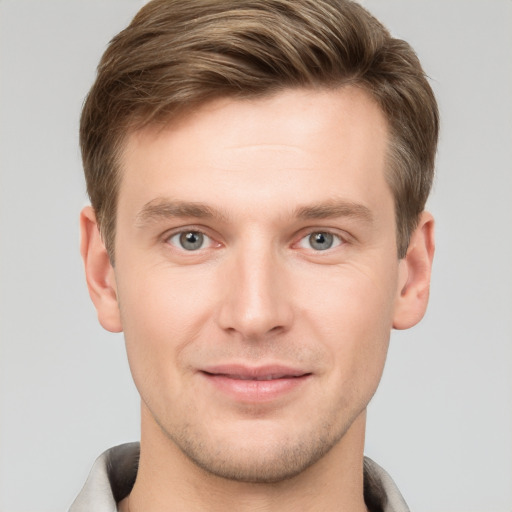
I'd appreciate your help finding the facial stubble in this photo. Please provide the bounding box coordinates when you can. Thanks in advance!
[150,398,360,484]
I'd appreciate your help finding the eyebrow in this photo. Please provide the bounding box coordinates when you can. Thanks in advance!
[294,200,373,223]
[135,198,229,228]
[135,197,373,228]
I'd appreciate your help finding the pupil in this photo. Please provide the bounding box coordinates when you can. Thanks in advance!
[310,232,333,250]
[180,231,203,250]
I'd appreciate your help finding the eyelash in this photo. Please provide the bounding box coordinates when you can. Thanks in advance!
[296,231,344,251]
[165,228,218,252]
[163,227,346,253]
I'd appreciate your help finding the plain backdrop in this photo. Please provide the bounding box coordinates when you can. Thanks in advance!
[0,1,511,511]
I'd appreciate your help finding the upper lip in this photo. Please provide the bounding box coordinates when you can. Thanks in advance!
[200,364,311,381]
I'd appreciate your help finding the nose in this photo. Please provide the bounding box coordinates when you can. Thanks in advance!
[216,240,293,340]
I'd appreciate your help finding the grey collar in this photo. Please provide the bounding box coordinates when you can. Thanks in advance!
[70,443,409,512]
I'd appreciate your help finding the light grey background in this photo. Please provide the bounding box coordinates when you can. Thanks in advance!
[0,1,510,511]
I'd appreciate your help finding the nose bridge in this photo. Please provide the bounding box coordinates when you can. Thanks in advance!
[217,232,292,338]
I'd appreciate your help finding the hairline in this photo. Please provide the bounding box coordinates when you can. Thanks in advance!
[100,83,409,265]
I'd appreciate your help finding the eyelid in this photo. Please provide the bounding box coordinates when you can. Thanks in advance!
[293,228,347,251]
[160,225,350,252]
[162,225,221,250]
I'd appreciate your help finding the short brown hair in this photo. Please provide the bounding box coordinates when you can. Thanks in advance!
[80,0,439,261]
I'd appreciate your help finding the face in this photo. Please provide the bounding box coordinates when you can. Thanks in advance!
[97,87,412,482]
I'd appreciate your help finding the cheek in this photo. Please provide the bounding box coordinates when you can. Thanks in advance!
[118,262,217,339]
[116,268,216,400]
[300,263,396,382]
[301,259,397,330]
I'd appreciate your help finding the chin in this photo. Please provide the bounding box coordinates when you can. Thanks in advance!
[167,418,348,484]
[185,442,333,483]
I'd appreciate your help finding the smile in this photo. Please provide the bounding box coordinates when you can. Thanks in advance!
[200,365,312,402]
[207,373,304,381]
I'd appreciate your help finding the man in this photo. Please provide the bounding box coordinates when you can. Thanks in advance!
[71,0,438,510]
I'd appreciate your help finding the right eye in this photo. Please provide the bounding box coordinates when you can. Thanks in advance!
[296,231,343,251]
[167,230,212,251]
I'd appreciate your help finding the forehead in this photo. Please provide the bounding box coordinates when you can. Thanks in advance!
[126,86,387,151]
[118,86,391,219]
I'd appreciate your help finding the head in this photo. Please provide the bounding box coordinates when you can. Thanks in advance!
[80,0,438,488]
[80,0,438,263]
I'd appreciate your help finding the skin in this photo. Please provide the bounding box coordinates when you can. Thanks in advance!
[81,86,434,512]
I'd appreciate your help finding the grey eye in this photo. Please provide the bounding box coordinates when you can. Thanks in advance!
[308,232,334,251]
[170,231,206,251]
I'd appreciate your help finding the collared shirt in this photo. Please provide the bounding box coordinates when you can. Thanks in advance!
[69,443,410,512]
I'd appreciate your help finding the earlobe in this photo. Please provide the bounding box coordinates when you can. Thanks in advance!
[80,206,123,333]
[392,211,435,330]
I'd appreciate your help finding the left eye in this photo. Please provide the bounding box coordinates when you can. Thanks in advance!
[168,231,211,251]
[298,231,342,251]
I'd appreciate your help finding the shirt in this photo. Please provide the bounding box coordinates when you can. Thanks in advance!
[69,442,410,512]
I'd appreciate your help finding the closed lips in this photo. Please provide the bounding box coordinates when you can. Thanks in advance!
[203,372,310,381]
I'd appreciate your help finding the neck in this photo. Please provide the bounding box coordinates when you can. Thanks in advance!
[120,407,369,512]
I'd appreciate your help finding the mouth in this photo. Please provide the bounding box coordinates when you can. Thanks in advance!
[199,364,312,402]
[207,373,305,381]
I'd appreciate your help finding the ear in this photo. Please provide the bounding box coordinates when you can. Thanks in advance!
[393,211,435,330]
[80,206,122,333]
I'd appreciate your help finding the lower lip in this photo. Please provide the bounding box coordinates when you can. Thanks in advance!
[201,373,310,402]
